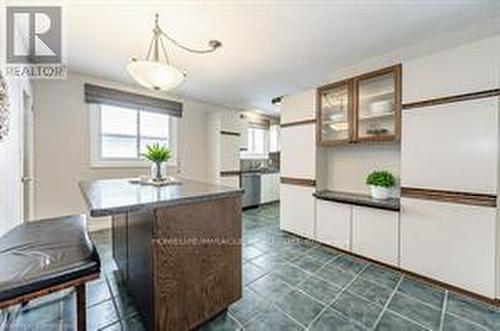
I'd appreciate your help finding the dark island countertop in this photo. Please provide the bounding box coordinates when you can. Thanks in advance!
[80,178,244,217]
[314,190,400,211]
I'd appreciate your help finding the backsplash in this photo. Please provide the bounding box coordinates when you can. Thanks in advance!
[241,154,280,171]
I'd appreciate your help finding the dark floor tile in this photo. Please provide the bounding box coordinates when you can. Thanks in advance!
[305,246,340,264]
[244,305,303,330]
[328,255,367,274]
[277,290,324,326]
[251,252,286,272]
[249,274,294,301]
[310,308,366,331]
[331,291,383,329]
[292,255,325,273]
[387,292,441,330]
[229,288,271,324]
[271,262,310,284]
[243,261,267,286]
[296,275,341,305]
[359,264,401,289]
[347,277,394,306]
[442,313,488,331]
[398,277,444,309]
[243,246,265,261]
[446,293,500,330]
[114,292,139,319]
[87,278,112,307]
[13,292,63,329]
[87,299,119,330]
[315,263,357,288]
[375,311,427,331]
[121,313,147,331]
[198,311,240,331]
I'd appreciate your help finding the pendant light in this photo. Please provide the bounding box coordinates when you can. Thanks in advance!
[127,14,222,91]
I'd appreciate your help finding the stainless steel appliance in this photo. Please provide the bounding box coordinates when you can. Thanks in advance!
[241,172,261,208]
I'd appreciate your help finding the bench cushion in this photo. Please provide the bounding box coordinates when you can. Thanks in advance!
[0,215,100,303]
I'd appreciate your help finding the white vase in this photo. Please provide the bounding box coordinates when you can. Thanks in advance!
[369,185,392,200]
[150,162,168,181]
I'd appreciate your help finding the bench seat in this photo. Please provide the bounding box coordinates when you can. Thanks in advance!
[0,215,100,330]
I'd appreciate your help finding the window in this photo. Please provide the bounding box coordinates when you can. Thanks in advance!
[90,104,177,167]
[242,127,269,159]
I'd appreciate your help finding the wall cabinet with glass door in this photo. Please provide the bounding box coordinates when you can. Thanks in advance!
[318,64,401,146]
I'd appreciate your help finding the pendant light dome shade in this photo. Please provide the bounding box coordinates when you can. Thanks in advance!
[127,14,222,91]
[127,60,184,91]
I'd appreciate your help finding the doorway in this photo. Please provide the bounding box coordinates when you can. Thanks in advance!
[22,89,34,222]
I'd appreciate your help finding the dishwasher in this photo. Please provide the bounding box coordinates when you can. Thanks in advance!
[241,172,261,208]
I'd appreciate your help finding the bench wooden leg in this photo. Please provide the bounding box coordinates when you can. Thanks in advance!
[76,284,86,331]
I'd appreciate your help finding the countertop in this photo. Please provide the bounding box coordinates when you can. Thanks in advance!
[314,190,400,211]
[80,178,244,217]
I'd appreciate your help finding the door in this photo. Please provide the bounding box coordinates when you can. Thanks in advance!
[22,90,34,221]
[280,184,315,238]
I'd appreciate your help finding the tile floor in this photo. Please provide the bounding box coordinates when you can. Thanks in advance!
[2,202,500,330]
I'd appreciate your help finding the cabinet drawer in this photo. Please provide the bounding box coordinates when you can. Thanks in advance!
[352,206,399,266]
[280,184,315,239]
[400,198,496,298]
[315,199,351,250]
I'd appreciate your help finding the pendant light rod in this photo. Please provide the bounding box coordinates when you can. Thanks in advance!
[151,13,222,55]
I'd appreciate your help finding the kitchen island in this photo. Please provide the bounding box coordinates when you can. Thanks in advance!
[80,178,244,330]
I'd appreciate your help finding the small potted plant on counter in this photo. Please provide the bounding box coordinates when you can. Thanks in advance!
[143,143,172,182]
[366,170,396,200]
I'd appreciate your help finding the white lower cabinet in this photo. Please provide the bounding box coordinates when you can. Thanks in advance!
[280,184,315,238]
[315,200,352,250]
[352,206,399,266]
[400,198,496,298]
[261,173,280,204]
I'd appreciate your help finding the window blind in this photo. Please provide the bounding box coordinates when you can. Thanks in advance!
[84,83,183,118]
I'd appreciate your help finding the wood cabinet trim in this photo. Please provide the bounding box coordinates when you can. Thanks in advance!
[280,176,316,187]
[280,119,316,128]
[220,171,241,177]
[220,130,241,136]
[402,88,500,110]
[401,187,497,207]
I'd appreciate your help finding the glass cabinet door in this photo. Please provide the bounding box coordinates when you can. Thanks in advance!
[355,67,400,141]
[318,81,352,145]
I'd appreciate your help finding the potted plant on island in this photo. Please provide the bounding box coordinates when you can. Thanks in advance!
[366,170,396,200]
[142,143,172,182]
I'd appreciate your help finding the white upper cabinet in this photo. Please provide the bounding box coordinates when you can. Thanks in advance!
[400,198,496,298]
[220,110,241,133]
[239,114,249,150]
[281,90,316,123]
[401,98,499,194]
[220,135,240,171]
[281,123,316,179]
[403,36,500,104]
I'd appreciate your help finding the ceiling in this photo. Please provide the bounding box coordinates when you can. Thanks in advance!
[11,0,500,114]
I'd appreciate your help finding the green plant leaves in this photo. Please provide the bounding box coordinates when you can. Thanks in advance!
[141,143,172,162]
[366,170,395,188]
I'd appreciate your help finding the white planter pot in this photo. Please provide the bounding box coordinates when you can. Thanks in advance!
[150,162,168,181]
[369,185,393,200]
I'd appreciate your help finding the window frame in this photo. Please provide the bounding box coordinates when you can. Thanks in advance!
[241,126,269,159]
[89,104,178,168]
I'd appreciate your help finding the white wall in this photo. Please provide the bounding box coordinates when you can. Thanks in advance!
[321,144,400,195]
[33,72,230,231]
[0,5,34,236]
